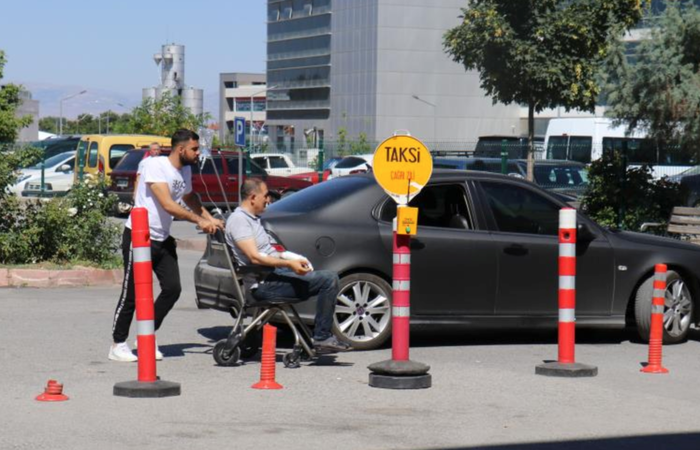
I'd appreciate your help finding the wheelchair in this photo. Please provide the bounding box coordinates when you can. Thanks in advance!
[206,229,318,369]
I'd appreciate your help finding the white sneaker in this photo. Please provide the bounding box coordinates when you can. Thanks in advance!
[108,342,137,362]
[133,338,164,361]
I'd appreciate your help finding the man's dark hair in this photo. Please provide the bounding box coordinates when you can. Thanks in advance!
[241,178,265,201]
[171,129,199,148]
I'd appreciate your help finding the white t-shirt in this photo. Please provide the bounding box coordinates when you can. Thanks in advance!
[126,156,192,241]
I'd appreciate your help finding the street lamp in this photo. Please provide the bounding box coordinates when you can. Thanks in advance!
[59,90,87,135]
[100,102,125,134]
[411,94,437,143]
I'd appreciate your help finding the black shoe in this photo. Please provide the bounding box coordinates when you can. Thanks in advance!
[313,336,352,353]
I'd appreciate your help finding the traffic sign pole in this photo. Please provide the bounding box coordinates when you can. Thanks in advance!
[234,117,246,204]
[368,133,432,390]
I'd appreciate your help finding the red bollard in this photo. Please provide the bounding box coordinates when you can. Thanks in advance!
[642,264,669,374]
[392,228,411,361]
[368,211,431,389]
[252,324,283,390]
[36,379,69,402]
[536,208,597,377]
[131,207,157,382]
[114,207,180,398]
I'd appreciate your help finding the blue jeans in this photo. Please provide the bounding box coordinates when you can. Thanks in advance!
[251,268,339,340]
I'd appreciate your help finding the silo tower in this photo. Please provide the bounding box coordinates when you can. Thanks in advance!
[143,43,203,117]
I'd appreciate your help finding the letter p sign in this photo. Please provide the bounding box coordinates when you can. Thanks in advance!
[234,117,246,147]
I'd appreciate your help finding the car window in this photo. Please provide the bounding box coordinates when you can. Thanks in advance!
[569,137,592,163]
[480,181,559,236]
[268,156,288,169]
[28,152,74,169]
[56,157,75,172]
[88,142,99,168]
[113,150,146,171]
[193,155,225,175]
[268,176,373,213]
[335,156,366,169]
[225,157,267,176]
[109,144,135,169]
[533,165,588,188]
[380,184,473,230]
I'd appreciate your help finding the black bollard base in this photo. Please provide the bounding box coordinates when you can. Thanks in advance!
[368,359,431,389]
[113,379,181,398]
[535,362,598,378]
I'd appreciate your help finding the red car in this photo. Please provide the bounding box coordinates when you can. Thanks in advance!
[108,148,312,214]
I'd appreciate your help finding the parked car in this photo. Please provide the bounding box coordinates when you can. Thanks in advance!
[434,157,588,200]
[250,153,313,176]
[9,151,76,198]
[328,154,374,179]
[29,136,81,161]
[195,171,699,350]
[108,148,313,214]
[74,134,171,183]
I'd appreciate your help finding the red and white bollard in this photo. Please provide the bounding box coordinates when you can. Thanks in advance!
[536,208,597,377]
[641,264,669,374]
[368,210,431,389]
[392,221,411,362]
[114,208,181,398]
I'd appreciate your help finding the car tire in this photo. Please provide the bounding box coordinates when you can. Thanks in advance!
[332,273,392,351]
[634,270,694,344]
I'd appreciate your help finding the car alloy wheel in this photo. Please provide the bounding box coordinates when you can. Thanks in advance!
[635,270,694,344]
[663,278,693,339]
[333,273,392,350]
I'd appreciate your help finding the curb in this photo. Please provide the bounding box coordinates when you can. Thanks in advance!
[176,238,206,252]
[0,268,124,288]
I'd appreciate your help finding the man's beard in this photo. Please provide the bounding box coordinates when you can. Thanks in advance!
[179,153,197,166]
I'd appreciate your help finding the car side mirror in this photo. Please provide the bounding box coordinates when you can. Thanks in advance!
[578,222,597,242]
[59,164,72,173]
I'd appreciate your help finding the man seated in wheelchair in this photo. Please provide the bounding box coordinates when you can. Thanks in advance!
[225,178,352,353]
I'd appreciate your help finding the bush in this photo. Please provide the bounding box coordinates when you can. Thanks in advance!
[581,151,685,232]
[0,146,121,267]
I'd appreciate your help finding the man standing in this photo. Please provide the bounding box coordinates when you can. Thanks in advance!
[133,142,162,200]
[225,178,351,353]
[109,129,223,362]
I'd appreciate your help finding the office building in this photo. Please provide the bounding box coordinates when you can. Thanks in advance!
[219,73,268,144]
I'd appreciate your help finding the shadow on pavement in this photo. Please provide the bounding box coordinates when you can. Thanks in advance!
[421,432,700,450]
[158,343,212,357]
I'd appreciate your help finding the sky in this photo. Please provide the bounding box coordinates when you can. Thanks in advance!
[0,0,267,119]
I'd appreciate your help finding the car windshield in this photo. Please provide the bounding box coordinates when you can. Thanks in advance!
[533,165,588,187]
[267,176,373,214]
[27,152,74,169]
[335,156,368,169]
[113,149,146,171]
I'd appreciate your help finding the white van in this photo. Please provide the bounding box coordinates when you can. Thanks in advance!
[544,117,693,179]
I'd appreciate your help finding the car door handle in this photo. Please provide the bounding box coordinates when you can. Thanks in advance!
[504,244,528,256]
[227,177,237,181]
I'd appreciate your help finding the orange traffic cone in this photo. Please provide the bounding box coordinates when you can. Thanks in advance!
[252,324,283,390]
[36,380,69,402]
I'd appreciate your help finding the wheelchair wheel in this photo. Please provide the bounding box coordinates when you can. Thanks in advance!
[283,352,301,369]
[240,330,261,359]
[213,341,241,366]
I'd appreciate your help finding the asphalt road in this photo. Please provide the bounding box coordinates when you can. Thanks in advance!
[2,249,700,450]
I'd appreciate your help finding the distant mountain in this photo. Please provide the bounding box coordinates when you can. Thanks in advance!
[17,81,218,121]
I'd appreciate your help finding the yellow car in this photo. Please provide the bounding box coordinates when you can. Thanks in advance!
[74,134,170,183]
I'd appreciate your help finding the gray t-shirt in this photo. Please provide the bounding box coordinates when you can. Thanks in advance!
[225,207,276,289]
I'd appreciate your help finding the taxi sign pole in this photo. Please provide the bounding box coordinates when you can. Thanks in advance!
[368,133,431,390]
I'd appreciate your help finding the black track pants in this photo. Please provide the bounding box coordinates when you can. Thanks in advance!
[112,227,182,343]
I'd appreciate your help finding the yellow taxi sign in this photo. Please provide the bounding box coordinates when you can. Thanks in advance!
[373,134,433,204]
[397,205,418,235]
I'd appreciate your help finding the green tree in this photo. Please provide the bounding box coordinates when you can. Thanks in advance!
[602,1,700,155]
[0,50,33,142]
[124,92,210,136]
[443,0,643,180]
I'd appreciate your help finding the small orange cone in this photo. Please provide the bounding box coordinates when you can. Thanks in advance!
[252,324,283,390]
[642,264,669,374]
[36,380,69,402]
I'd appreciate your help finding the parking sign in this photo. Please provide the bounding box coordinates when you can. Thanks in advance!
[234,117,246,147]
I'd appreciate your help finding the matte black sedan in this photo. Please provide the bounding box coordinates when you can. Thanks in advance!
[194,171,699,350]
